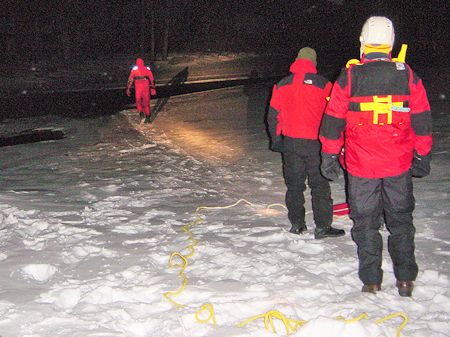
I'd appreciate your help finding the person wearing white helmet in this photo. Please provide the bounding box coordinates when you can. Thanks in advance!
[359,16,395,57]
[319,16,432,297]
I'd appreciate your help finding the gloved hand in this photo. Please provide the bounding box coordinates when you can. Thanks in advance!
[321,152,340,180]
[270,138,284,152]
[126,88,131,97]
[411,151,431,177]
[150,88,156,96]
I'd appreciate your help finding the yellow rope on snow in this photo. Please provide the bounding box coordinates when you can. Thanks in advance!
[267,203,288,210]
[164,199,409,337]
[375,312,408,337]
[239,310,408,336]
[338,312,408,337]
[195,303,217,325]
[163,198,286,316]
[195,198,258,213]
[336,312,369,323]
[180,244,196,259]
[163,273,188,308]
[168,252,188,270]
[195,199,288,213]
[238,310,307,335]
[162,216,201,307]
[164,199,286,308]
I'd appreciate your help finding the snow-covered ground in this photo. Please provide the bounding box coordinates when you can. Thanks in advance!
[0,80,448,336]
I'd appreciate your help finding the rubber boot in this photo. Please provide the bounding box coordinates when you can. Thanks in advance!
[289,223,307,235]
[314,226,345,239]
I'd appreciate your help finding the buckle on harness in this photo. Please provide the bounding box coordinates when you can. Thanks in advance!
[359,95,405,125]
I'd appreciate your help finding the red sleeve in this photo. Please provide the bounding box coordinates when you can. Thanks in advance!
[270,85,283,111]
[319,70,349,154]
[268,85,283,138]
[145,69,155,86]
[127,70,135,89]
[325,76,350,120]
[408,67,432,155]
[149,72,155,86]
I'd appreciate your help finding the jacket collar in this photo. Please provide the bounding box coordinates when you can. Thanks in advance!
[362,52,391,62]
[289,59,317,74]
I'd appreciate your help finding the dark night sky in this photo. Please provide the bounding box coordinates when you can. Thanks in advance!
[0,0,447,66]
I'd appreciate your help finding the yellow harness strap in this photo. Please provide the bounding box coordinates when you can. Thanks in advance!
[346,44,408,68]
[359,95,404,125]
[346,58,361,68]
[392,44,408,63]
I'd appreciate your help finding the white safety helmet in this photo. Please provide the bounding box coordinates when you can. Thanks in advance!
[360,16,395,56]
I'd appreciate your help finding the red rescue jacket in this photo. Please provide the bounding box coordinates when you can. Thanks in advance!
[320,55,432,178]
[127,58,155,92]
[268,59,332,141]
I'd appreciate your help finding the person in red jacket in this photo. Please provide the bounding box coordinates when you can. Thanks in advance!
[267,47,345,240]
[126,58,156,123]
[319,17,432,296]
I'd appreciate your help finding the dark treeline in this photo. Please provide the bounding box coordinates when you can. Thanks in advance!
[0,0,446,66]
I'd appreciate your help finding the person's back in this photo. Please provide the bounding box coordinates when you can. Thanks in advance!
[131,58,154,81]
[267,47,345,239]
[271,58,331,141]
[126,58,156,123]
[319,16,432,297]
[333,56,430,178]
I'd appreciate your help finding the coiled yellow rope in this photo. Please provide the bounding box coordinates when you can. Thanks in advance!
[162,217,201,307]
[237,310,307,335]
[163,199,409,336]
[163,199,284,308]
[239,310,408,336]
[376,312,408,337]
[195,303,217,325]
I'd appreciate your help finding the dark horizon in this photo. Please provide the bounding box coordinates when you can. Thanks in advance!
[0,0,447,67]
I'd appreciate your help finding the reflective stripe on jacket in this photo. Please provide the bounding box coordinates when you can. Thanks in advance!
[127,65,155,89]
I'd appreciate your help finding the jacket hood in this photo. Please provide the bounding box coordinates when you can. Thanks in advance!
[289,59,317,74]
[136,58,145,67]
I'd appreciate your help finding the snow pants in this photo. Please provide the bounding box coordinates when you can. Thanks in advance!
[348,171,418,285]
[134,80,151,116]
[282,138,333,228]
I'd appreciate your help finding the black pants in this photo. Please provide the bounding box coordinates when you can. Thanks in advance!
[348,171,418,285]
[282,138,332,229]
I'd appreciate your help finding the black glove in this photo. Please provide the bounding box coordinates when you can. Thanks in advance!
[270,137,284,152]
[321,152,340,180]
[411,151,431,177]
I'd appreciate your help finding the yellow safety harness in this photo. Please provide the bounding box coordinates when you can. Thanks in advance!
[360,95,406,125]
[344,44,409,125]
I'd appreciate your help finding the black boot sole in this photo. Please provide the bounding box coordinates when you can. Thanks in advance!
[289,225,307,235]
[314,231,345,239]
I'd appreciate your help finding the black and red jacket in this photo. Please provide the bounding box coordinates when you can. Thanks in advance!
[319,55,432,178]
[268,59,332,144]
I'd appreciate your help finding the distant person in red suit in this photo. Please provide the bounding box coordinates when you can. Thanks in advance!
[126,58,156,123]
